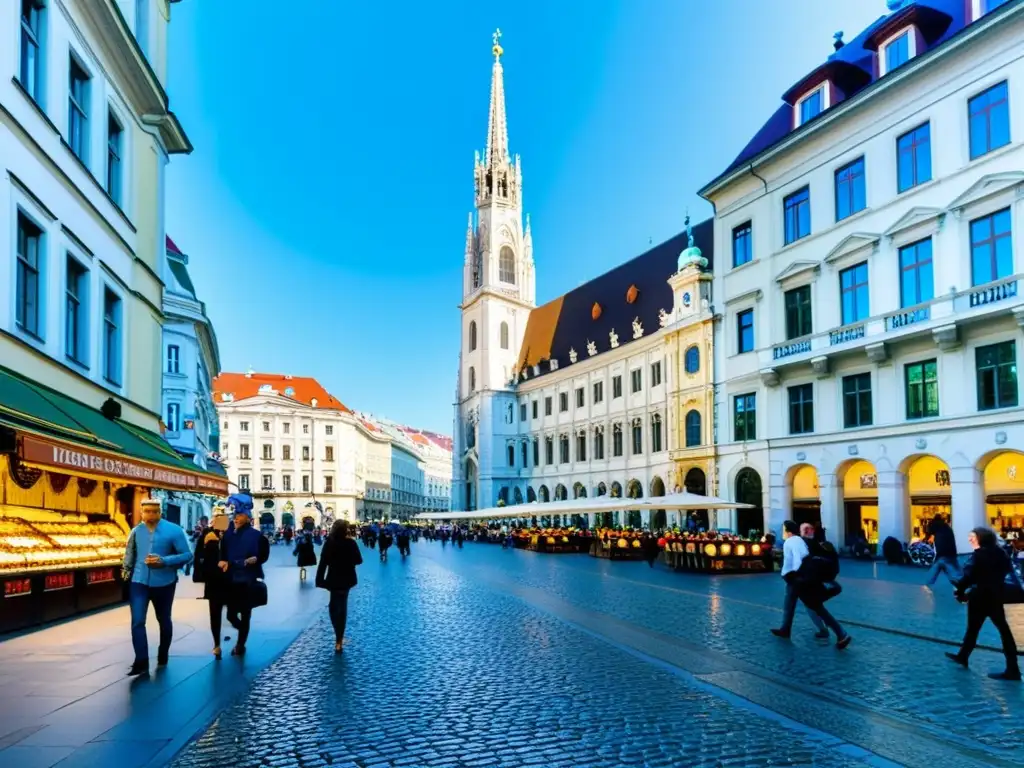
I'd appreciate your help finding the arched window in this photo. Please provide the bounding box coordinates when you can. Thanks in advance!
[469,321,478,351]
[499,246,516,284]
[469,366,476,393]
[651,413,663,452]
[684,345,700,374]
[507,443,515,467]
[500,321,509,349]
[685,409,702,447]
[631,418,643,455]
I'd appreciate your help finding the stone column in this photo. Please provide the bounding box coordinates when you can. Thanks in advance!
[950,465,985,554]
[817,473,839,541]
[875,470,907,546]
[768,464,790,540]
[641,510,651,528]
[587,512,596,530]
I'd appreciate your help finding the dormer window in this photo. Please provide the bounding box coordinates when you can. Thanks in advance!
[798,88,824,126]
[973,0,1011,23]
[884,31,910,72]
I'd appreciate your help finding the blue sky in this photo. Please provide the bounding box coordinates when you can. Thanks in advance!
[165,0,885,435]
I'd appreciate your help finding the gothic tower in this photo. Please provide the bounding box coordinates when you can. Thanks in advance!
[452,30,536,511]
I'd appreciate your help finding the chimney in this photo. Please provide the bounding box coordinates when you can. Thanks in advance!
[833,31,845,51]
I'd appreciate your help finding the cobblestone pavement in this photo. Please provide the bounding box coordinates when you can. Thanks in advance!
[167,543,1023,768]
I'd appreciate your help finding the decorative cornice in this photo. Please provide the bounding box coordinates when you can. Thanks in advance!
[725,288,763,306]
[946,171,1024,213]
[883,207,944,238]
[774,260,821,284]
[824,232,880,265]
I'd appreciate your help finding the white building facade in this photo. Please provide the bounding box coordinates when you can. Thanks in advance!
[703,0,1024,551]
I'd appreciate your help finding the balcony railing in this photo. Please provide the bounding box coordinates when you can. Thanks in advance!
[762,275,1023,378]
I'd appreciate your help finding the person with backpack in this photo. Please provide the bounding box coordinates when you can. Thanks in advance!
[795,523,851,649]
[771,521,828,640]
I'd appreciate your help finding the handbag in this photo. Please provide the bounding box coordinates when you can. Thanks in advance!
[1003,562,1024,605]
[247,579,268,608]
[822,581,843,602]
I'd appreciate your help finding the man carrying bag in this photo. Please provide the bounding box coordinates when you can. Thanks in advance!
[218,493,270,656]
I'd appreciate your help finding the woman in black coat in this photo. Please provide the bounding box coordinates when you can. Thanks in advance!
[192,513,231,659]
[294,531,318,580]
[316,520,364,653]
[947,526,1021,681]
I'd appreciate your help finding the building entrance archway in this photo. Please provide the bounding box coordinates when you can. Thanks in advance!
[839,460,878,549]
[790,465,821,528]
[735,468,763,537]
[905,455,951,541]
[626,479,643,529]
[982,451,1024,534]
[684,468,709,531]
[650,476,666,530]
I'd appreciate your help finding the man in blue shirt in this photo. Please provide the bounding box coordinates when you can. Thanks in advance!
[122,499,194,676]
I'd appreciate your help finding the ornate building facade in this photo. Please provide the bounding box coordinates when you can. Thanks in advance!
[703,0,1024,547]
[452,34,717,525]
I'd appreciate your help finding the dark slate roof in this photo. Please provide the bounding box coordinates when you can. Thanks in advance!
[168,258,197,298]
[517,217,713,382]
[703,0,970,191]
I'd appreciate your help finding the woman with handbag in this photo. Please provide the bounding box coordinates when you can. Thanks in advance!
[946,526,1021,681]
[193,511,231,659]
[316,520,363,653]
[218,497,270,657]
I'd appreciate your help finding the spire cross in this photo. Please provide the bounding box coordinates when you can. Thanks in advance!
[492,28,503,59]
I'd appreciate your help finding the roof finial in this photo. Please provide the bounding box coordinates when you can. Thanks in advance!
[833,31,845,51]
[685,210,693,248]
[492,28,503,60]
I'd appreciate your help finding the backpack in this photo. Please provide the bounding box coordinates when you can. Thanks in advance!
[806,539,840,582]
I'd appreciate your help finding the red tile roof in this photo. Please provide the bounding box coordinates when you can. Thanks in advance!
[212,372,351,412]
[166,236,183,255]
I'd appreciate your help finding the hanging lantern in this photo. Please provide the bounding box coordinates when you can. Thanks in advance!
[625,284,639,304]
[591,302,602,320]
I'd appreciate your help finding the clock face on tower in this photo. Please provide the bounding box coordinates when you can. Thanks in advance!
[683,292,692,307]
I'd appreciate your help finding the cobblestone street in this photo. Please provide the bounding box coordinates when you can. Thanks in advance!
[166,543,1024,768]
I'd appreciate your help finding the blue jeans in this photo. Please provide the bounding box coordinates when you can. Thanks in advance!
[779,581,825,634]
[129,582,176,664]
[927,556,962,585]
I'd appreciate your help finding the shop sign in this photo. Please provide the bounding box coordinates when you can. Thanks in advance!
[4,578,32,598]
[20,436,230,495]
[183,420,195,430]
[87,568,115,585]
[44,573,75,592]
[860,474,877,489]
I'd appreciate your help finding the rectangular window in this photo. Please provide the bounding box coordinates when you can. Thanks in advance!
[282,445,291,460]
[262,421,270,432]
[612,376,622,398]
[977,341,1018,411]
[732,222,752,267]
[834,157,866,221]
[325,446,334,461]
[507,444,515,467]
[302,475,310,492]
[737,309,754,353]
[262,444,273,460]
[520,403,527,421]
[324,476,333,493]
[784,187,811,244]
[240,421,249,432]
[840,262,869,325]
[166,403,180,432]
[969,81,1010,159]
[612,426,623,457]
[65,256,88,364]
[593,381,603,404]
[262,474,273,490]
[576,433,586,462]
[68,56,90,162]
[897,123,931,193]
[325,425,334,436]
[521,441,527,467]
[651,361,662,387]
[630,369,642,393]
[788,383,814,435]
[899,239,934,307]
[102,288,121,385]
[734,393,756,441]
[545,437,554,465]
[545,397,552,416]
[532,400,538,419]
[532,438,539,466]
[282,474,292,492]
[559,392,568,412]
[107,111,123,204]
[16,212,43,338]
[843,373,873,428]
[166,344,180,373]
[302,446,310,460]
[238,474,250,491]
[559,435,569,464]
[970,208,1012,286]
[651,418,662,453]
[20,0,44,101]
[784,285,812,340]
[575,387,584,408]
[240,444,250,460]
[283,423,291,434]
[885,32,909,72]
[302,423,309,434]
[799,89,822,125]
[631,422,643,455]
[905,359,939,419]
[594,430,604,460]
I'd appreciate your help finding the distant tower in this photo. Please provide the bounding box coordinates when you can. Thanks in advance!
[453,30,536,511]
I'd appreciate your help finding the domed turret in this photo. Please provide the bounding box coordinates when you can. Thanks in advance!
[677,215,707,272]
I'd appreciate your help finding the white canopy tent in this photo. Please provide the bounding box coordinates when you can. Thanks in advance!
[415,491,754,523]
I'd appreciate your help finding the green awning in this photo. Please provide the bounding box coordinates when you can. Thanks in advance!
[0,365,228,493]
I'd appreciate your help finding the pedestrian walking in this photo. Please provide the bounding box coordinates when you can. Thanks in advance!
[794,527,851,648]
[122,499,194,676]
[946,526,1021,681]
[642,533,660,568]
[378,528,393,561]
[925,515,962,586]
[397,528,411,558]
[316,520,364,653]
[218,496,270,657]
[294,530,318,581]
[770,521,828,640]
[193,511,231,659]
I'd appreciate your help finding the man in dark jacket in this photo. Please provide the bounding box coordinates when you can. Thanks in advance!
[926,516,961,586]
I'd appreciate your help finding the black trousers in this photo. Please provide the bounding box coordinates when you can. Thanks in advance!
[329,589,350,642]
[226,589,252,647]
[959,597,1020,673]
[208,598,226,646]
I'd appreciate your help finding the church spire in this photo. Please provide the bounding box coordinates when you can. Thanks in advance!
[485,29,509,167]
